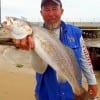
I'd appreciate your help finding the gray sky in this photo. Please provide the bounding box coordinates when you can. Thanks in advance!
[1,0,100,22]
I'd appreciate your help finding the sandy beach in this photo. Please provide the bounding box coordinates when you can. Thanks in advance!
[0,68,36,100]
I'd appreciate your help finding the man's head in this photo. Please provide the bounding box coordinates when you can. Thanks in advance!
[40,0,63,29]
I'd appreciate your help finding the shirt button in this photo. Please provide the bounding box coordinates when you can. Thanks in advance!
[62,92,64,95]
[75,45,77,48]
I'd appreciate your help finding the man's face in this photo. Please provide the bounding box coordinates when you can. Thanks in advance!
[40,1,63,25]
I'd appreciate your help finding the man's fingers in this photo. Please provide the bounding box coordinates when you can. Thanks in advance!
[20,38,28,50]
[12,39,21,46]
[27,36,34,49]
[12,35,34,50]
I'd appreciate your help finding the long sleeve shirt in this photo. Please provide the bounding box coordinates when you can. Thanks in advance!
[80,36,97,84]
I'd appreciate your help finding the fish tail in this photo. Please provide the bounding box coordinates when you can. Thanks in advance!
[74,89,89,100]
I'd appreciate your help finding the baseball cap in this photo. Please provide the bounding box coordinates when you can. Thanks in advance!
[41,0,62,8]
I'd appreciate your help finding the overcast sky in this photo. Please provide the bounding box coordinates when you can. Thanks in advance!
[1,0,100,22]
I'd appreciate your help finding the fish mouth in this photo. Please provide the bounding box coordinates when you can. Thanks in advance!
[1,16,15,31]
[1,21,11,32]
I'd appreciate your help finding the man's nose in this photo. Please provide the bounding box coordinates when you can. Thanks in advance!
[48,10,55,16]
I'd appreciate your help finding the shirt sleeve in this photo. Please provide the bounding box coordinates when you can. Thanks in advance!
[80,36,97,85]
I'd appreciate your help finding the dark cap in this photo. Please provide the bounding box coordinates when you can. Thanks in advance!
[41,0,62,8]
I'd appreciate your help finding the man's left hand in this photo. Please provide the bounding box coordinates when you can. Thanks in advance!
[88,84,98,97]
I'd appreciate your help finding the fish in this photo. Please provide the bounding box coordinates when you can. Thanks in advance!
[1,17,92,99]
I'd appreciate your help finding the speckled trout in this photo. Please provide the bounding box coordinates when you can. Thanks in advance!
[1,17,90,99]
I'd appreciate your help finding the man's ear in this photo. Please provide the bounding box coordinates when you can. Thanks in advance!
[61,8,64,15]
[40,10,42,16]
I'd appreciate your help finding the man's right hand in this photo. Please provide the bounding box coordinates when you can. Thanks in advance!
[12,35,34,50]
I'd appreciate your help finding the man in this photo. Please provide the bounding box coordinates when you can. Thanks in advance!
[13,0,98,99]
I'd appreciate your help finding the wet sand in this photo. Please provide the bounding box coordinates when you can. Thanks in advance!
[0,68,100,100]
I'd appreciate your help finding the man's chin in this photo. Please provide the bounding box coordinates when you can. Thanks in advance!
[46,21,60,30]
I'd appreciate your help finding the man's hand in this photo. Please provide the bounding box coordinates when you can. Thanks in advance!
[88,84,98,98]
[12,35,34,50]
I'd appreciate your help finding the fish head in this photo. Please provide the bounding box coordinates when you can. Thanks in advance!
[2,17,33,39]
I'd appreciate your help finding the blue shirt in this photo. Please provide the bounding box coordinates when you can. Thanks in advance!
[35,21,82,100]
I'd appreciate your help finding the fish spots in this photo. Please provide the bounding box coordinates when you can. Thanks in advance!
[35,35,55,55]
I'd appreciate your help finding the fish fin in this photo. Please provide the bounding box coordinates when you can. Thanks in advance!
[74,88,89,100]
